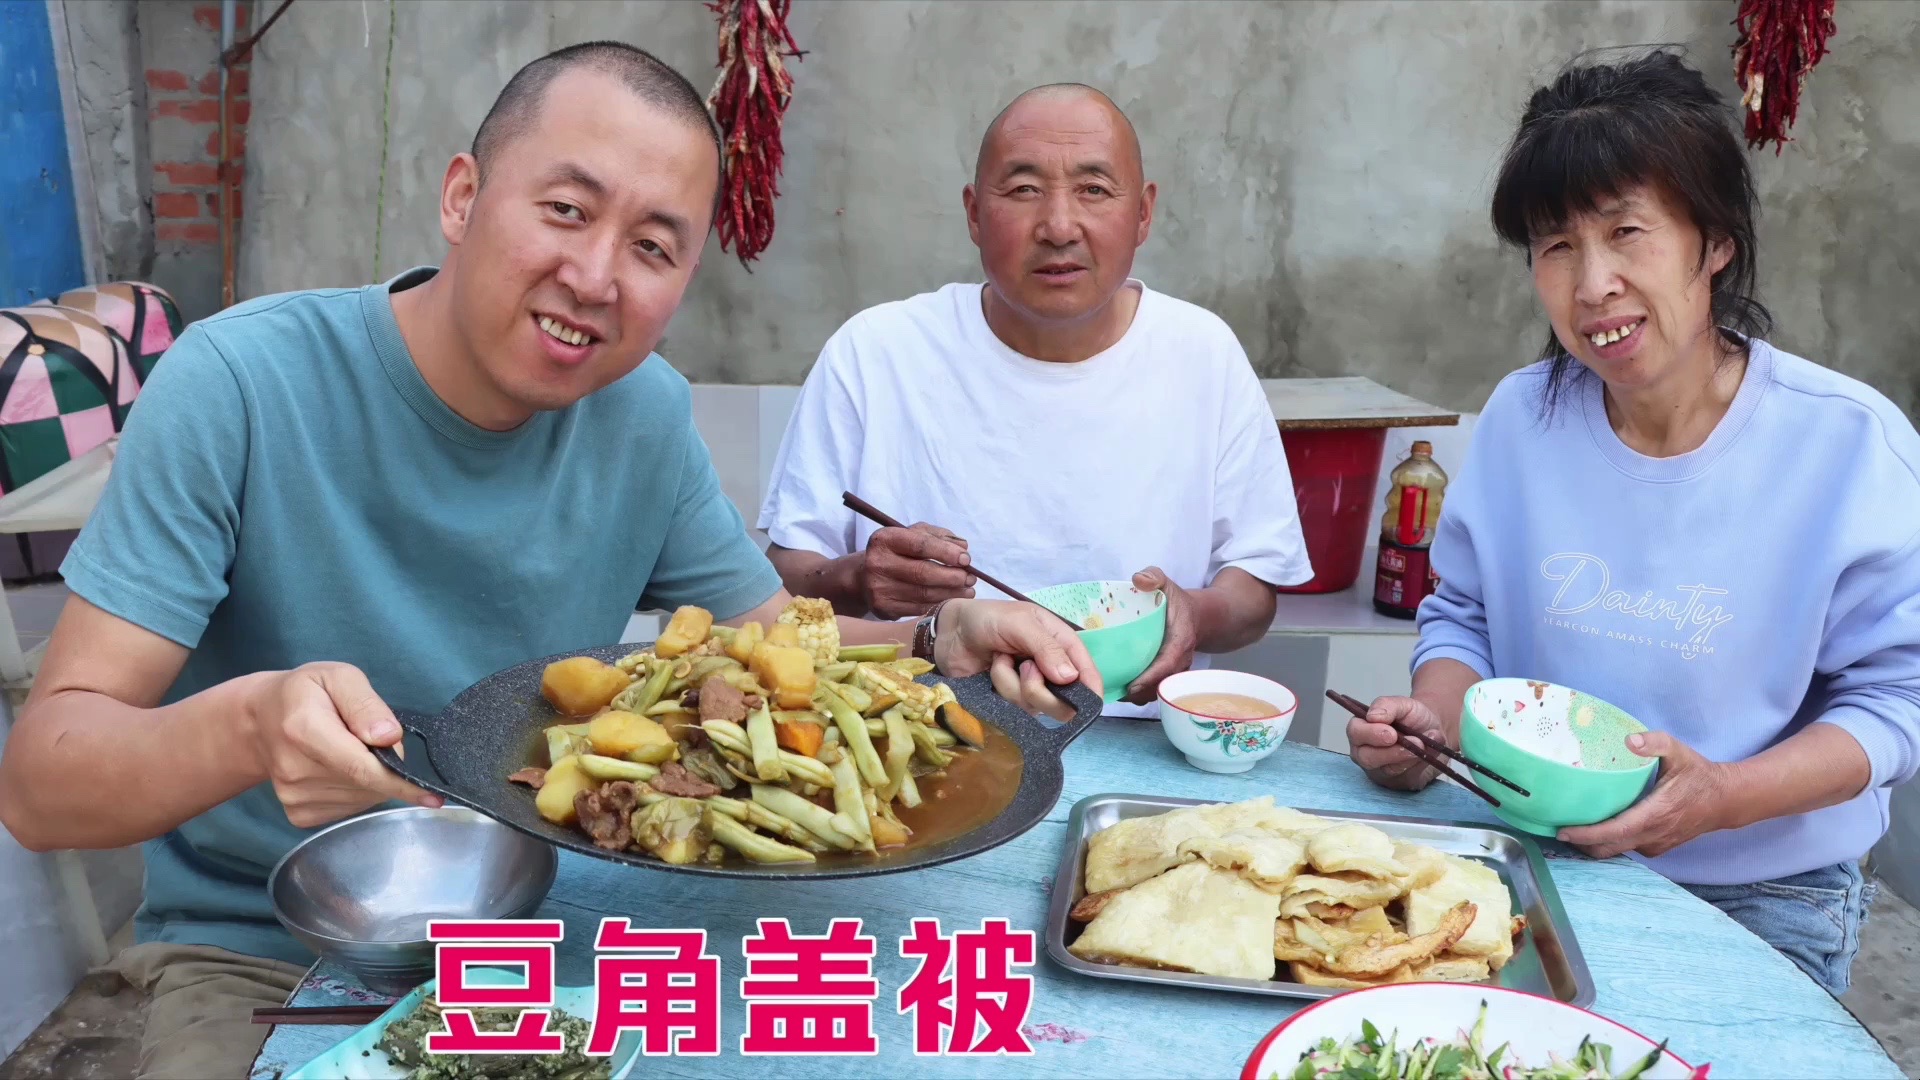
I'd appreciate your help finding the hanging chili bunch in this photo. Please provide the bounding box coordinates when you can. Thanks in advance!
[1731,0,1838,153]
[705,0,805,268]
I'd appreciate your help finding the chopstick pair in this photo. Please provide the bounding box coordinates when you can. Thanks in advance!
[840,492,1085,632]
[252,1004,391,1025]
[1325,690,1530,808]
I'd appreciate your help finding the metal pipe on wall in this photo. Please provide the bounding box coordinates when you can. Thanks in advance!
[219,0,235,309]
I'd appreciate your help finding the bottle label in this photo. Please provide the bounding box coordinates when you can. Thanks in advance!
[1375,540,1436,614]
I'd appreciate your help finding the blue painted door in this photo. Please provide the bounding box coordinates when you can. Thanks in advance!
[0,0,86,307]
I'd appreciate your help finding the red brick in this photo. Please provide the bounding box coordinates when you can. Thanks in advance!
[154,192,205,219]
[197,68,249,96]
[146,68,191,92]
[193,4,248,32]
[203,190,242,219]
[206,130,245,158]
[229,100,251,125]
[157,222,220,245]
[156,161,221,186]
[155,99,221,124]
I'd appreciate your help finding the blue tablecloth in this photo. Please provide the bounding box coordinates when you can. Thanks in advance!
[251,723,1901,1079]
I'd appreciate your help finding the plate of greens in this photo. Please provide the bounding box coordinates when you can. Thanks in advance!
[285,967,639,1080]
[1240,983,1704,1080]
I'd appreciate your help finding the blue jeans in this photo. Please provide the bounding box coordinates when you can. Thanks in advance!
[1682,861,1879,998]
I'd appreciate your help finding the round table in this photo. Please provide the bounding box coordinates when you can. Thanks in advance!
[252,722,1901,1079]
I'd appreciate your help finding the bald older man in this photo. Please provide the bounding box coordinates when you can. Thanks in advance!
[758,83,1312,715]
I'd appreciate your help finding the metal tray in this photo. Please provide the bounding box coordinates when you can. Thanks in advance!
[1044,793,1596,1007]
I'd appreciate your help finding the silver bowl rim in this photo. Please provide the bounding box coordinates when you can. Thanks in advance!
[267,804,558,950]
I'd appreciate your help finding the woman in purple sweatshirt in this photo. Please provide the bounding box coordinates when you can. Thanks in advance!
[1349,49,1920,999]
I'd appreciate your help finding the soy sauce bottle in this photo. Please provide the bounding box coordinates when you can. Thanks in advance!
[1373,441,1448,619]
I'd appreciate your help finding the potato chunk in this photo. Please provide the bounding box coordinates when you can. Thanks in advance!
[751,643,818,711]
[534,756,594,824]
[588,710,679,763]
[655,606,714,659]
[725,621,765,664]
[765,622,801,649]
[541,657,631,718]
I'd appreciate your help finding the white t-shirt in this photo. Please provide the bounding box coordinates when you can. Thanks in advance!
[757,279,1313,715]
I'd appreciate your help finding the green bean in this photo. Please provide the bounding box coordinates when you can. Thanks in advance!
[618,661,674,715]
[708,625,738,643]
[687,656,741,684]
[836,644,901,664]
[898,770,922,810]
[880,706,915,804]
[750,785,861,851]
[707,811,815,863]
[832,681,874,714]
[704,796,750,821]
[909,723,955,768]
[828,750,875,852]
[822,684,889,788]
[820,661,858,683]
[926,727,957,748]
[646,700,688,716]
[741,801,829,852]
[577,755,660,783]
[886,658,935,678]
[745,703,786,783]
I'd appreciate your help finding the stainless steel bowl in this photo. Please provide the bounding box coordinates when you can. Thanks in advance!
[268,805,557,995]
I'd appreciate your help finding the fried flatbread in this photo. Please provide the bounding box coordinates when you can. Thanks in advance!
[1279,871,1406,918]
[1288,961,1416,989]
[1082,797,1332,894]
[1305,822,1408,881]
[1412,954,1493,982]
[1069,861,1281,981]
[1176,830,1309,891]
[1082,806,1217,893]
[1392,839,1451,891]
[1408,853,1516,969]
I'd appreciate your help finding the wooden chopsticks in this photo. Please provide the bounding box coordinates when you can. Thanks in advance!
[1325,689,1527,808]
[252,1004,392,1025]
[840,492,1084,631]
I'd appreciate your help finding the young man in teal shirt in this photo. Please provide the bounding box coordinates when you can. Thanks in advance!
[0,42,1096,1079]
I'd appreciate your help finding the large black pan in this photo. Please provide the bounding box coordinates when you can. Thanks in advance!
[372,643,1105,879]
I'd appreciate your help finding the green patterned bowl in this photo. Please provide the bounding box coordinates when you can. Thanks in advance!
[1460,678,1658,837]
[1027,580,1167,703]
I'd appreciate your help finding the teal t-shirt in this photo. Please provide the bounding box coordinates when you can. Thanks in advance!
[59,267,783,964]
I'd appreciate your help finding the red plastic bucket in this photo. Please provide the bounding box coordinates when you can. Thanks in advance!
[1275,427,1387,594]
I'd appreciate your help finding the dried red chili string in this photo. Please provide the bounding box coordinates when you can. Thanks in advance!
[1732,0,1837,153]
[705,0,805,267]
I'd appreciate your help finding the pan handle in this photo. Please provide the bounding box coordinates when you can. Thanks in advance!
[369,710,463,806]
[1033,680,1106,754]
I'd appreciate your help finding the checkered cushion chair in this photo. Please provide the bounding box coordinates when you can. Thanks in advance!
[0,305,141,497]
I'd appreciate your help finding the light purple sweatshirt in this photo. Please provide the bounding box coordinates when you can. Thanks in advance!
[1414,339,1920,885]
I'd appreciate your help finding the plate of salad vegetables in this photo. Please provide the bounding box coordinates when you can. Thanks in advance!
[1240,983,1705,1080]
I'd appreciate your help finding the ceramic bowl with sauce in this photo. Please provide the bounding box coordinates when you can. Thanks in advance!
[1028,580,1168,703]
[1156,669,1298,773]
[1460,678,1659,837]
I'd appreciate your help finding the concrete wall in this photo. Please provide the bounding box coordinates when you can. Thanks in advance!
[230,0,1920,416]
[56,0,151,285]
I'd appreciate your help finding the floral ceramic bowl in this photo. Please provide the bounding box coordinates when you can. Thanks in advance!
[1155,669,1298,773]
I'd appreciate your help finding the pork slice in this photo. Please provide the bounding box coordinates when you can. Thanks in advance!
[651,761,723,799]
[574,782,636,851]
[698,675,749,725]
